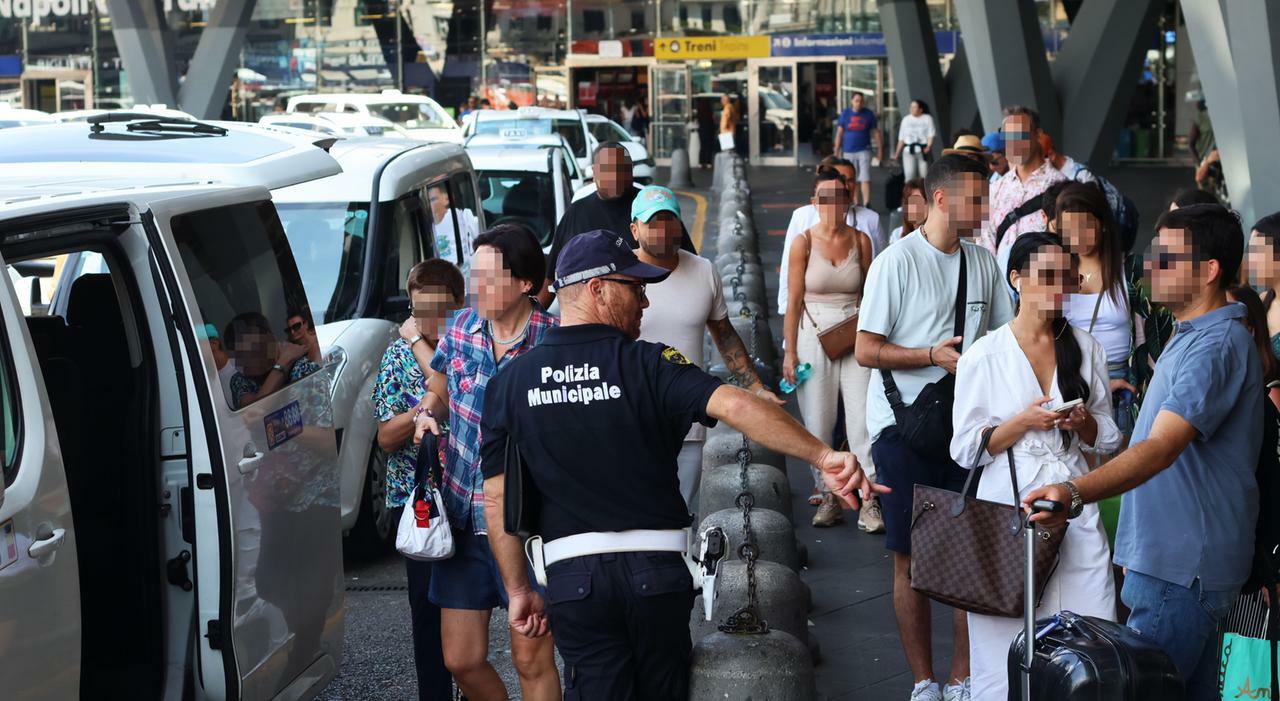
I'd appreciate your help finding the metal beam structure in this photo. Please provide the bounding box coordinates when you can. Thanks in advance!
[1053,0,1160,170]
[944,44,981,140]
[1222,0,1280,225]
[952,0,1061,139]
[880,0,949,158]
[105,0,178,107]
[179,0,259,119]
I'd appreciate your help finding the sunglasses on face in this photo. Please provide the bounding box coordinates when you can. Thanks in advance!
[1005,131,1032,140]
[600,277,647,299]
[285,321,306,334]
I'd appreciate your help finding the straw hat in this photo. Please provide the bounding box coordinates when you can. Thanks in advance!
[942,134,987,158]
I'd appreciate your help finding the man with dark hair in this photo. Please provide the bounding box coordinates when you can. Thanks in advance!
[540,143,695,306]
[836,92,883,207]
[1027,204,1261,699]
[979,104,1065,274]
[856,153,1015,701]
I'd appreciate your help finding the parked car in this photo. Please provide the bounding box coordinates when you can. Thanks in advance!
[272,138,483,552]
[462,106,597,177]
[583,113,654,183]
[0,104,55,129]
[0,113,346,700]
[463,131,588,192]
[286,90,462,143]
[259,112,409,138]
[464,142,573,253]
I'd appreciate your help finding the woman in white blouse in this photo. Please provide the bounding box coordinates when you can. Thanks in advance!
[951,231,1121,700]
[893,99,937,181]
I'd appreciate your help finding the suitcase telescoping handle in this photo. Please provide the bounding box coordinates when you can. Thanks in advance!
[1022,499,1064,701]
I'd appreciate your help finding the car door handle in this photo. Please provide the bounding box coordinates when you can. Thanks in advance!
[28,528,66,559]
[238,451,265,475]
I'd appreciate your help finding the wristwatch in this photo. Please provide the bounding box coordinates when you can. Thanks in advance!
[271,363,285,374]
[408,334,424,347]
[1063,480,1084,519]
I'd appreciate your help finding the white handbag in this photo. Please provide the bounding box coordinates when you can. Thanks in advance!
[396,432,455,561]
[718,132,735,151]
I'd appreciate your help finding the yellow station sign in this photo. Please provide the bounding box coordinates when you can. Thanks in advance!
[655,35,772,60]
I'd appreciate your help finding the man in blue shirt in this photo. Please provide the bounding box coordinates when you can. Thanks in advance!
[1026,204,1263,698]
[835,92,883,208]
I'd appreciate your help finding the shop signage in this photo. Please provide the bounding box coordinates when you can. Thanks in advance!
[0,0,213,20]
[771,31,958,57]
[655,35,771,61]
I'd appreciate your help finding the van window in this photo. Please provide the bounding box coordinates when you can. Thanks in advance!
[379,194,430,321]
[277,202,371,325]
[427,173,482,271]
[170,201,314,411]
[477,171,557,247]
[0,317,19,487]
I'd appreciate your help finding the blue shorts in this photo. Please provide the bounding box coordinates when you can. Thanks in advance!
[428,527,543,610]
[872,425,968,555]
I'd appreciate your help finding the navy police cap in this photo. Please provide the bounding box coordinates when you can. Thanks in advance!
[554,229,671,290]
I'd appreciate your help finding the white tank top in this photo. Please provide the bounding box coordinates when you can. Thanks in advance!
[1064,276,1130,364]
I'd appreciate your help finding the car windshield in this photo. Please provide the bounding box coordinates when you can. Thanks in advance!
[366,102,453,130]
[275,202,370,324]
[589,121,631,144]
[477,171,557,246]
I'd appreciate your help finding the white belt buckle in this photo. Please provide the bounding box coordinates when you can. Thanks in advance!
[525,536,547,588]
[697,526,727,621]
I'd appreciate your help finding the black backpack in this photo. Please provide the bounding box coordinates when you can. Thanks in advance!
[1246,397,1280,595]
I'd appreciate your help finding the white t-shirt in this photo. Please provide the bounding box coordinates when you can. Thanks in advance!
[777,204,882,314]
[218,360,238,406]
[433,208,480,281]
[859,229,1016,442]
[897,113,936,147]
[640,250,729,441]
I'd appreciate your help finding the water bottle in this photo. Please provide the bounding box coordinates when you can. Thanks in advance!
[779,362,812,394]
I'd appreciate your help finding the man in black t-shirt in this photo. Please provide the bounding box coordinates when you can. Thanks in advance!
[479,230,884,699]
[537,143,697,307]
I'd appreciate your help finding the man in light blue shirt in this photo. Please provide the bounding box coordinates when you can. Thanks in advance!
[1026,204,1262,698]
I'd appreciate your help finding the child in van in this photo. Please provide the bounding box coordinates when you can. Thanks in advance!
[370,258,466,701]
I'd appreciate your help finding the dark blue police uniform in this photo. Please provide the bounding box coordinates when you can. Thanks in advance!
[480,321,724,699]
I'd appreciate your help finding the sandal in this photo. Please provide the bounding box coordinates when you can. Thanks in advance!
[808,491,823,507]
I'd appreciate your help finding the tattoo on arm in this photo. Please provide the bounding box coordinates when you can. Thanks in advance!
[708,318,761,388]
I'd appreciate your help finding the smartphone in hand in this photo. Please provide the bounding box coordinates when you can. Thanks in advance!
[1053,398,1084,414]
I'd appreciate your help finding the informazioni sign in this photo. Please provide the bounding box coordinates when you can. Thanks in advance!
[0,0,215,21]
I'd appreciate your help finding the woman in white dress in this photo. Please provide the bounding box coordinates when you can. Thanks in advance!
[951,231,1121,700]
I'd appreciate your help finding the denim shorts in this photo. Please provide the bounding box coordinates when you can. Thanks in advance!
[872,425,969,555]
[427,528,545,611]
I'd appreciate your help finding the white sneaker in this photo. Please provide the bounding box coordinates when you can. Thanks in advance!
[910,679,943,701]
[942,678,971,701]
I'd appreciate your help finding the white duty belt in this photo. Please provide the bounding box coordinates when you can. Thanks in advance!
[524,527,728,621]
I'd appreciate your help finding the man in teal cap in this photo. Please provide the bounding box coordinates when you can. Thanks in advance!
[633,185,784,509]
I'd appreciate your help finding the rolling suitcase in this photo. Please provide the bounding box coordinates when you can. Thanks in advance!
[1008,502,1184,700]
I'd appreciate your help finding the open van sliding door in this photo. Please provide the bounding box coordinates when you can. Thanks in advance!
[143,187,344,701]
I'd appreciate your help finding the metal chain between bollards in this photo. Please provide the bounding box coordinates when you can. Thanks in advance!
[719,444,768,635]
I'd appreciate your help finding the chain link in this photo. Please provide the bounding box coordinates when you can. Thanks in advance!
[718,437,768,634]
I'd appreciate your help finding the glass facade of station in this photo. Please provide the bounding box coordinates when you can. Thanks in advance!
[0,0,1181,164]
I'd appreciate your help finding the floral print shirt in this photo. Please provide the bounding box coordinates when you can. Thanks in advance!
[978,159,1066,271]
[371,338,429,509]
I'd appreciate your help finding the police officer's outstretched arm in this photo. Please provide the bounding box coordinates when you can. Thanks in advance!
[705,384,889,507]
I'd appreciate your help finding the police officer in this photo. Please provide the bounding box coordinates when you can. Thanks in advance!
[475,229,886,698]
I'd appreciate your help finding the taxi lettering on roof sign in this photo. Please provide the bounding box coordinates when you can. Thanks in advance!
[501,128,529,138]
[655,35,771,60]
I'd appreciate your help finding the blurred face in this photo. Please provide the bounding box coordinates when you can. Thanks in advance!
[591,275,648,340]
[989,150,1008,176]
[235,328,278,377]
[812,179,850,224]
[1002,114,1038,167]
[1011,246,1075,318]
[852,93,864,111]
[427,187,450,224]
[284,315,309,345]
[594,147,633,200]
[904,190,928,229]
[410,285,461,339]
[1059,209,1102,257]
[1247,231,1280,287]
[910,101,923,117]
[1148,227,1212,307]
[940,172,989,236]
[834,164,857,200]
[471,245,531,320]
[633,211,682,258]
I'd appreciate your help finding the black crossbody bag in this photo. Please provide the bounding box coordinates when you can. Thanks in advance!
[882,247,966,461]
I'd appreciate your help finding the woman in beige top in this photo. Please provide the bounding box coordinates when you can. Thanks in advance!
[783,169,880,530]
[719,94,738,152]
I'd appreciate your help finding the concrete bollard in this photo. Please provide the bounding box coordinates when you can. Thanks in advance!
[698,462,792,521]
[667,147,694,189]
[723,300,767,322]
[688,630,817,701]
[729,316,775,363]
[690,560,811,644]
[714,251,761,269]
[699,507,800,571]
[702,431,784,469]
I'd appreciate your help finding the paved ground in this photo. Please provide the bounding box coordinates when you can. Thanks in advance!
[324,160,1197,700]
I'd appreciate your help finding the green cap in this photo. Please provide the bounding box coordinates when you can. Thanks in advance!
[631,185,682,223]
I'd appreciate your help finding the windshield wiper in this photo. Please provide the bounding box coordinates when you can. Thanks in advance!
[88,113,228,136]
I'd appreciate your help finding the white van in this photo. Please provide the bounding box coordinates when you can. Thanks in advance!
[286,90,462,143]
[272,138,483,552]
[0,116,346,700]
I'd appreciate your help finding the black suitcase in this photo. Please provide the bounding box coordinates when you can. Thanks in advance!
[1007,611,1184,699]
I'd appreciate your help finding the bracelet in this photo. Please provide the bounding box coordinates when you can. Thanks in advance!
[928,347,935,367]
